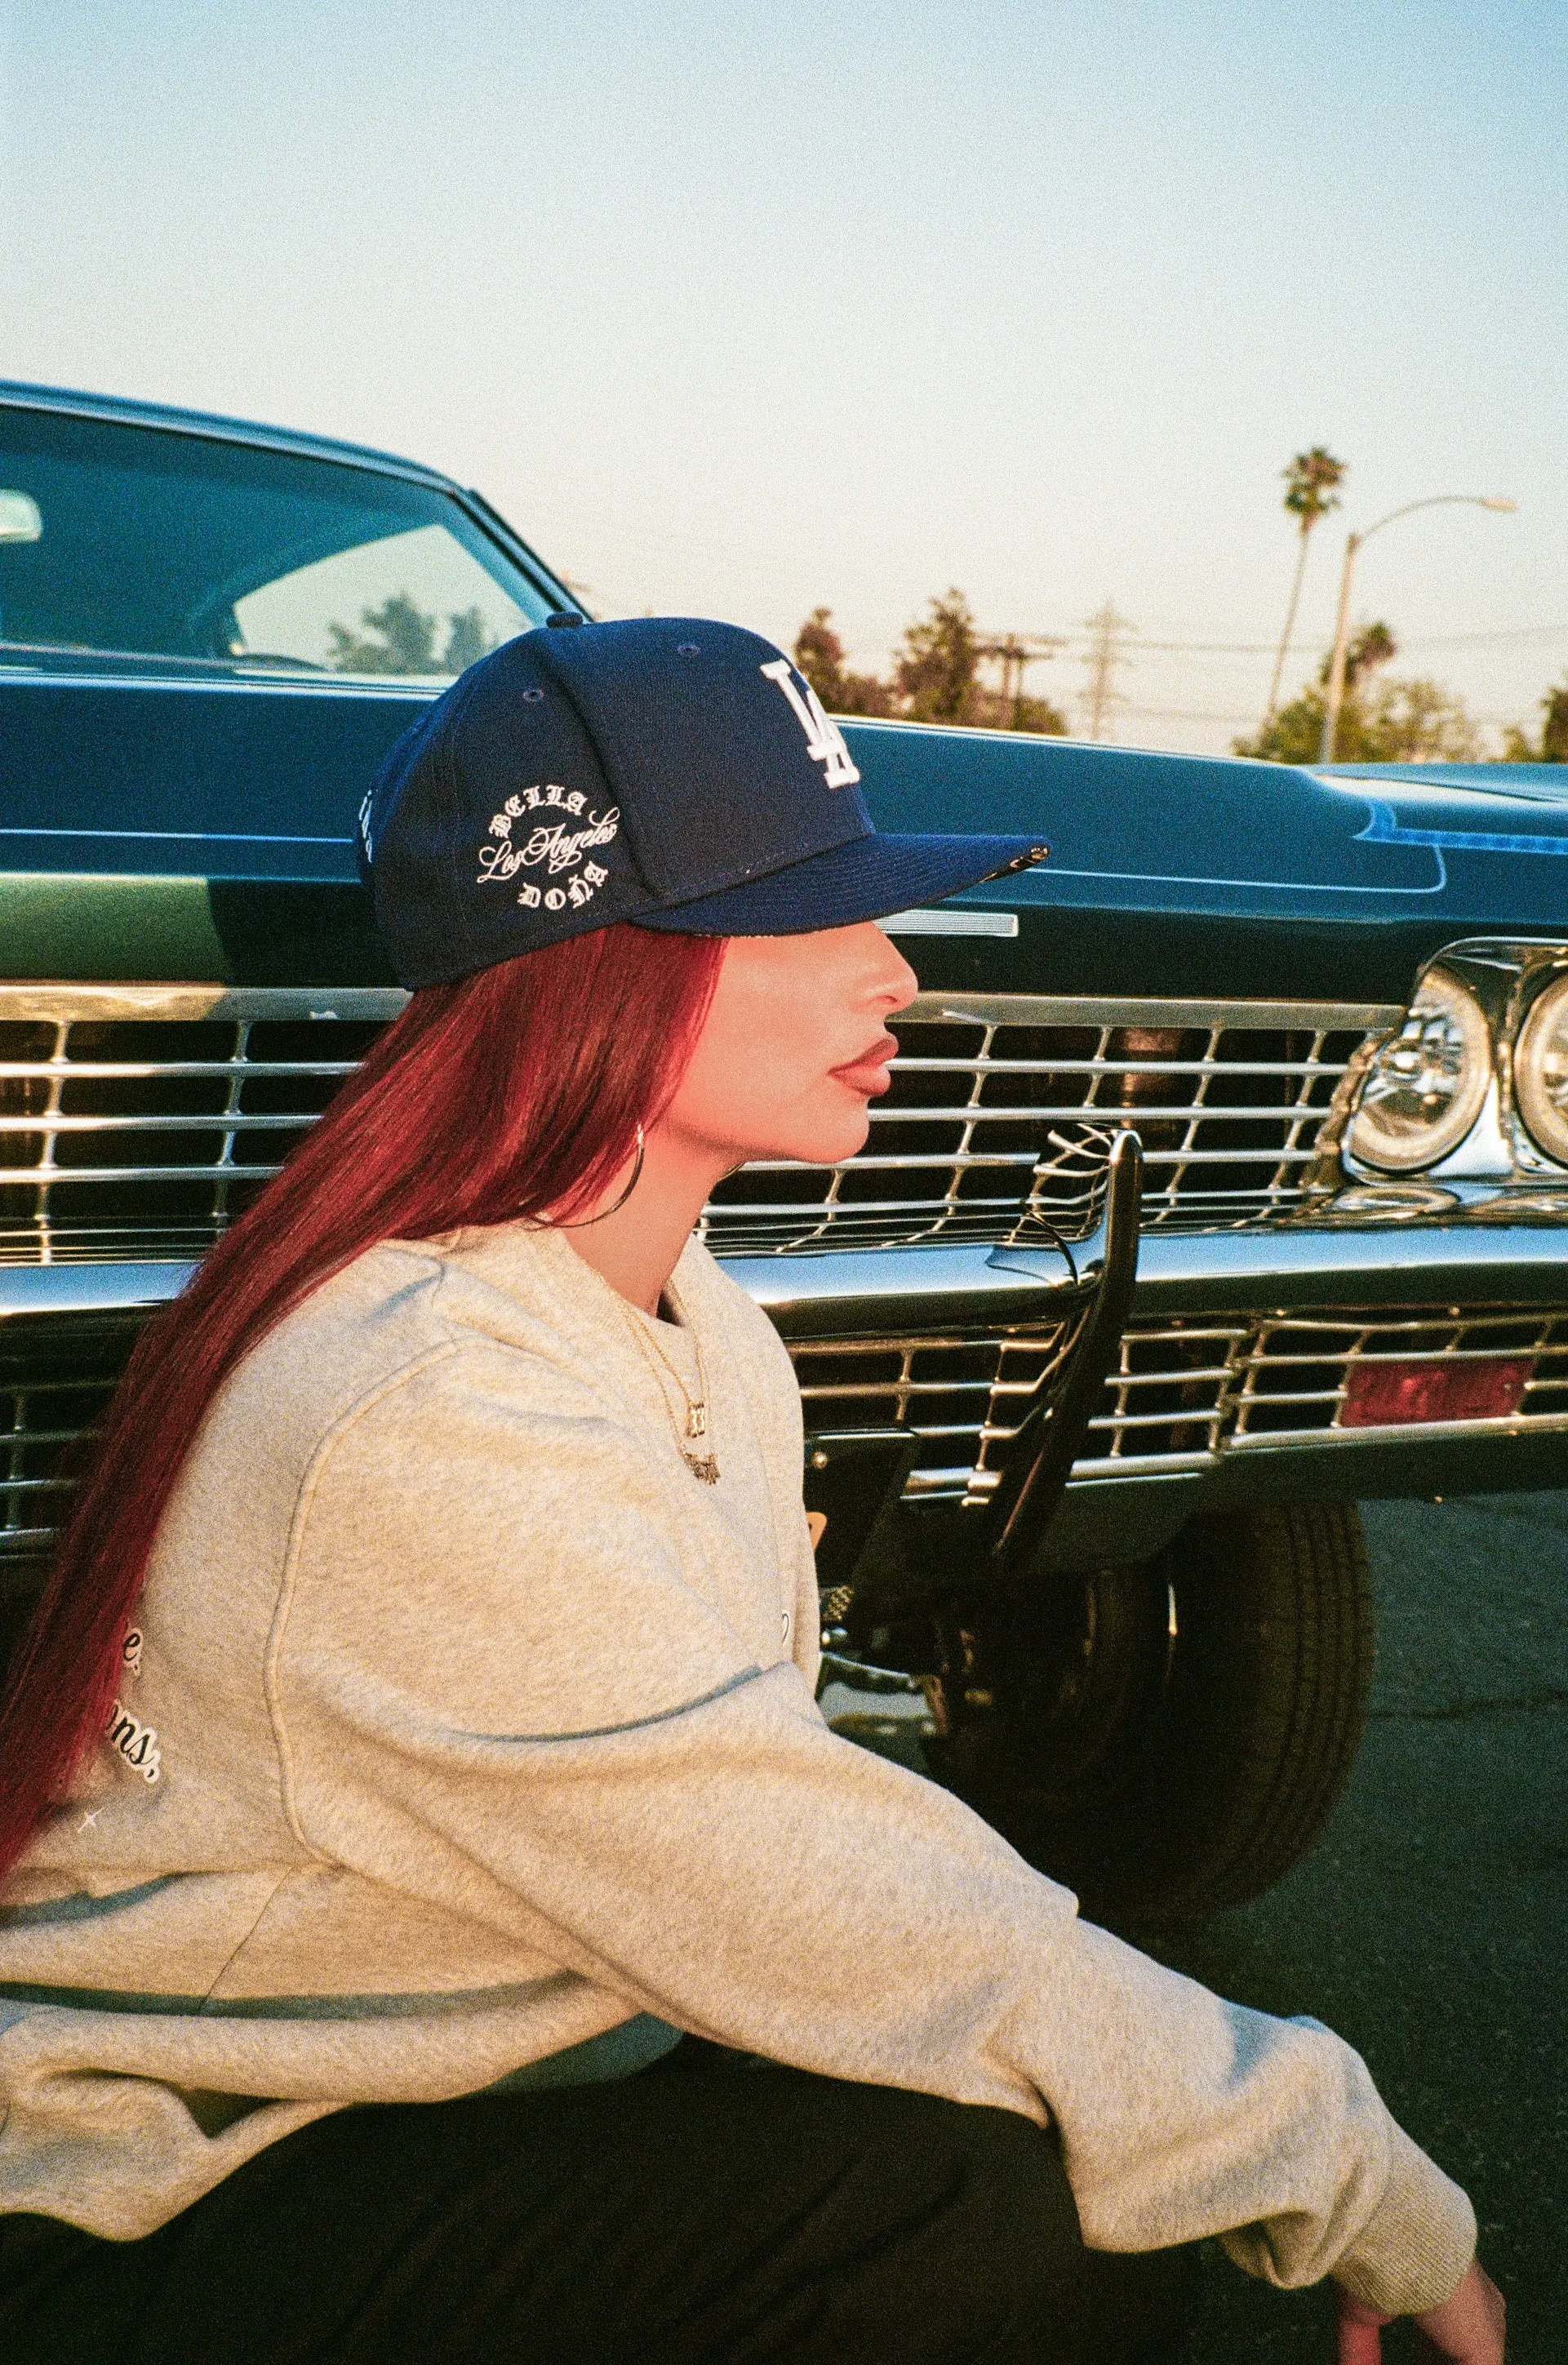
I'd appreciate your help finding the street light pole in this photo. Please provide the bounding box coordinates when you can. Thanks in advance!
[1317,495,1517,763]
[1320,527,1361,764]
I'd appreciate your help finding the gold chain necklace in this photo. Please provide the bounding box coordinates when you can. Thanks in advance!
[621,1283,719,1484]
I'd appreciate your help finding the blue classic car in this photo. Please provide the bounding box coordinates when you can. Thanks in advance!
[2,380,1565,1919]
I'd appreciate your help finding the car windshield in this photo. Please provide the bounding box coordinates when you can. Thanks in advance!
[0,405,556,678]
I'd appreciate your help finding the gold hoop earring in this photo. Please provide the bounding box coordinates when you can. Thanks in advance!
[551,1122,646,1230]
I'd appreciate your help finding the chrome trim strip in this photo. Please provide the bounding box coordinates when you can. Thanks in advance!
[903,992,1401,1030]
[726,1242,1086,1337]
[1131,1219,1568,1309]
[877,910,1019,937]
[0,1264,194,1317]
[0,993,1381,1031]
[0,674,437,703]
[0,984,410,1022]
[1225,1412,1566,1451]
[1069,1451,1222,1482]
[0,825,357,842]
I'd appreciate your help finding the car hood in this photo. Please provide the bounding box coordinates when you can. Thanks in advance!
[0,672,1563,999]
[851,724,1568,908]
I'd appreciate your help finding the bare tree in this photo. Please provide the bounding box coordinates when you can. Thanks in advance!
[1264,447,1347,728]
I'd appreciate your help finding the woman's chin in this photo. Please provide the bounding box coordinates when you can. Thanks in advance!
[760,1116,872,1169]
[809,1122,874,1166]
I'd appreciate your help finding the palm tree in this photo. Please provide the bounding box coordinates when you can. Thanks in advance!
[1263,447,1347,728]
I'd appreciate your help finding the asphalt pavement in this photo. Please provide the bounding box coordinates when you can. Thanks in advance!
[1146,1488,1568,2363]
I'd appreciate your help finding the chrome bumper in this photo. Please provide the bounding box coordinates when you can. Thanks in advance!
[726,1211,1568,1333]
[0,1207,1562,1327]
[0,1217,1563,1580]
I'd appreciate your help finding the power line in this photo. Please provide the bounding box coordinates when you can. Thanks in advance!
[1121,637,1325,656]
[1119,705,1266,724]
[1396,625,1568,651]
[1074,625,1566,657]
[1120,703,1530,728]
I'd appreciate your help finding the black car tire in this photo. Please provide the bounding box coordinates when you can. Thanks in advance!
[922,1502,1375,1926]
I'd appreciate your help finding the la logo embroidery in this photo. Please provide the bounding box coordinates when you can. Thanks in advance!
[759,660,861,789]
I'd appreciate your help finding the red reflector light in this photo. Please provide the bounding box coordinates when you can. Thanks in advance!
[1341,1356,1534,1429]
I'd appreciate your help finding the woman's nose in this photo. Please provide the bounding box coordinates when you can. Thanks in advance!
[877,940,920,1011]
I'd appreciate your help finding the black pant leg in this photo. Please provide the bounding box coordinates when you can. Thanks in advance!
[0,2056,1201,2365]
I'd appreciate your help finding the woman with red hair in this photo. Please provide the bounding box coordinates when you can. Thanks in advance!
[0,619,1498,2363]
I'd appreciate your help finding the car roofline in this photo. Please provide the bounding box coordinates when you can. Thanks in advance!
[0,378,455,487]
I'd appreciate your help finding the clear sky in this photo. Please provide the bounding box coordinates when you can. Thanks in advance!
[2,0,1564,754]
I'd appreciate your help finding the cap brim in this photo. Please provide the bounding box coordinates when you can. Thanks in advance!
[631,832,1046,936]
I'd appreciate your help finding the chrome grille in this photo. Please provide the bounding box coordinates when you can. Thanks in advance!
[0,987,1394,1264]
[0,1314,142,1557]
[789,1303,1568,1502]
[703,994,1395,1254]
[1084,1318,1245,1474]
[1227,1307,1568,1448]
[1082,1306,1568,1473]
[0,988,402,1264]
[7,1300,1566,1561]
[790,1318,1085,1505]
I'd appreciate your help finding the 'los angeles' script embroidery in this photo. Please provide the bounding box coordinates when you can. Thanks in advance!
[477,787,620,914]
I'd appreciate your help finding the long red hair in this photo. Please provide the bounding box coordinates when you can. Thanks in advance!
[0,923,724,1883]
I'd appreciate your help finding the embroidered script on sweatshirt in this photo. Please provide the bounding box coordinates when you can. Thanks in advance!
[104,1696,162,1784]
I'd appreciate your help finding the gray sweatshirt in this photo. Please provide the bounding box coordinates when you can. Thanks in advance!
[0,1223,1474,2311]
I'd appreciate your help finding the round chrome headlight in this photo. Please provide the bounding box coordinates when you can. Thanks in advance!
[1348,968,1491,1172]
[1514,972,1568,1166]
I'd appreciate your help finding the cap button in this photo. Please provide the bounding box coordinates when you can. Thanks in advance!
[546,611,585,629]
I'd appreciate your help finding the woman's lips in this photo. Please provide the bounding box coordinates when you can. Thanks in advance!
[829,1033,900,1096]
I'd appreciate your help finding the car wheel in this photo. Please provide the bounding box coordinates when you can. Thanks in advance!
[922,1502,1375,1924]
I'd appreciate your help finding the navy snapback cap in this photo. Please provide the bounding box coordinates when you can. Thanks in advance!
[358,614,1047,987]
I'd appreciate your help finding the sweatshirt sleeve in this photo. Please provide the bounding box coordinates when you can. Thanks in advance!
[273,1350,1476,2317]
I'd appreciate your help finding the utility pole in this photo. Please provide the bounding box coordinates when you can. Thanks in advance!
[1081,602,1134,741]
[975,630,1067,726]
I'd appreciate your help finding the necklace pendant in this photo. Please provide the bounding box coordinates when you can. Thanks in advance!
[682,1449,720,1484]
[686,1403,708,1439]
